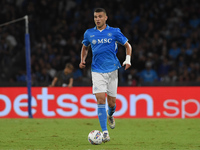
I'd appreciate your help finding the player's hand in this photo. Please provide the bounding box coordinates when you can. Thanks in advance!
[123,55,131,70]
[79,61,86,69]
[123,63,131,70]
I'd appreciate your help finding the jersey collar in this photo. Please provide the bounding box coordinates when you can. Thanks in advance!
[94,24,110,30]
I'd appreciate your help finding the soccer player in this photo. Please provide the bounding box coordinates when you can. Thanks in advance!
[79,8,132,143]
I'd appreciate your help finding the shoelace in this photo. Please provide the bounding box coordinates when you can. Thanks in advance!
[103,133,108,138]
[109,116,113,124]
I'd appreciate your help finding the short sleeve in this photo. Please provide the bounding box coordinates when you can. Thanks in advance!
[115,28,128,45]
[82,30,90,47]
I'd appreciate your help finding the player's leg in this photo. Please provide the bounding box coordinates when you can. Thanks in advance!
[96,93,107,132]
[92,72,110,142]
[95,93,110,142]
[107,70,118,129]
[107,95,116,129]
[107,95,116,115]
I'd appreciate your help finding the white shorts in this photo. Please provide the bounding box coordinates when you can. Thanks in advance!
[92,70,118,97]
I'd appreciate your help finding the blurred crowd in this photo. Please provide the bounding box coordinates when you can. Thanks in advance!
[0,0,200,86]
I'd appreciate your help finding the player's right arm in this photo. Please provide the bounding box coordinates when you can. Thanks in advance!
[80,30,90,69]
[79,44,89,69]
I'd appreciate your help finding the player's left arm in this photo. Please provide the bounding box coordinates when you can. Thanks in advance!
[123,41,132,70]
[79,44,89,69]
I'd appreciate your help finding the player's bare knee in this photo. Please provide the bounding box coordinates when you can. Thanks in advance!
[108,102,115,108]
[96,93,106,104]
[107,99,116,107]
[97,98,106,104]
[96,96,106,104]
[107,96,116,107]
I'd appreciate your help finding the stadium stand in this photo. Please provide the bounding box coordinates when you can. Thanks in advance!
[0,0,200,86]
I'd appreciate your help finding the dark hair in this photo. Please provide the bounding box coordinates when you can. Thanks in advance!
[94,8,107,15]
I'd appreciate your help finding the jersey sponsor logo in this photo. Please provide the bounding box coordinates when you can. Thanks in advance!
[97,38,112,44]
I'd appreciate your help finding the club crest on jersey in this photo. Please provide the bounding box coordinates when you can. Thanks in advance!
[92,39,97,45]
[107,33,112,37]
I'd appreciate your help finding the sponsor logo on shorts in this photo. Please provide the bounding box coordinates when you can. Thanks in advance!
[94,87,98,91]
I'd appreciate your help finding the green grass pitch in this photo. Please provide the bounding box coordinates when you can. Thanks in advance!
[0,119,200,150]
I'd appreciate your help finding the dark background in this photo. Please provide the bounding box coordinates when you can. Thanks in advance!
[0,0,200,86]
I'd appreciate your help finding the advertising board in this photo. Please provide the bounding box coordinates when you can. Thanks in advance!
[0,87,199,118]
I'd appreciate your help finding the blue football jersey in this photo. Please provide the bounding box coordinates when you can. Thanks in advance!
[82,25,128,73]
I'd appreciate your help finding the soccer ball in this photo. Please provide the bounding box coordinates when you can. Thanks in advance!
[88,130,103,145]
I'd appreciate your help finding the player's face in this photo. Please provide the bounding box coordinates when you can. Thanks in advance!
[94,12,107,30]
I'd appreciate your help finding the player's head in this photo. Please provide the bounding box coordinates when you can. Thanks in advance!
[94,8,108,30]
[64,63,74,74]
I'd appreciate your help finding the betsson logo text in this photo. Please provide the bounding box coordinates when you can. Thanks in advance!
[0,88,199,118]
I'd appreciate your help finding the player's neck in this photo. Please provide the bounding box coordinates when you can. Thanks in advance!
[97,24,106,31]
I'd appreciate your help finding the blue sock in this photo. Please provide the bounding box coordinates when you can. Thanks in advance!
[108,104,116,116]
[98,104,107,132]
